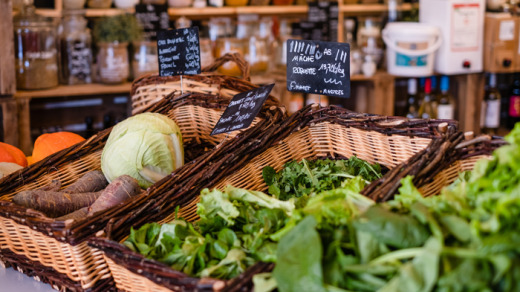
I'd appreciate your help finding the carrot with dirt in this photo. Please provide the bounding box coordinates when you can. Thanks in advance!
[13,190,103,217]
[39,180,62,192]
[62,170,108,193]
[56,175,142,221]
[55,207,89,221]
[87,175,141,216]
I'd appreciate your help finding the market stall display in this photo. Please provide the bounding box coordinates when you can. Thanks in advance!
[89,105,465,292]
[0,58,284,291]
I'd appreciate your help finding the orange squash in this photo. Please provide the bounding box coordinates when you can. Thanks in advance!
[0,142,28,167]
[32,132,85,163]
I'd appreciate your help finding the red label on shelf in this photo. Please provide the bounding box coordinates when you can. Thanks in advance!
[510,96,520,118]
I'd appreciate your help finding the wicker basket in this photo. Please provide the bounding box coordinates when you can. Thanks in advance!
[90,105,465,292]
[0,91,284,291]
[131,53,252,115]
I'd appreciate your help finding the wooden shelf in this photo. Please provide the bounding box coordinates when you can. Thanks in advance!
[341,3,413,14]
[85,8,134,17]
[14,83,132,99]
[82,6,307,18]
[27,4,413,18]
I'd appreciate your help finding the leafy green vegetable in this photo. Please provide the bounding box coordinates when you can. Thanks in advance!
[124,186,292,279]
[101,113,184,188]
[273,216,327,292]
[354,205,430,249]
[262,157,382,200]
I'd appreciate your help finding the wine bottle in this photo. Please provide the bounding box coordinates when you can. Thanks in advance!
[508,73,520,129]
[405,78,419,118]
[481,73,501,134]
[437,76,455,120]
[418,78,436,119]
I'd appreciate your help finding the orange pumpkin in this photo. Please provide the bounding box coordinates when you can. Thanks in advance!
[32,132,85,163]
[0,142,28,167]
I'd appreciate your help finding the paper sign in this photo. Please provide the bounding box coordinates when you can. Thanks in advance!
[156,27,201,76]
[211,84,275,136]
[286,39,350,98]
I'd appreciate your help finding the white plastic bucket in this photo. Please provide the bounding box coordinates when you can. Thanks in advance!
[382,22,442,77]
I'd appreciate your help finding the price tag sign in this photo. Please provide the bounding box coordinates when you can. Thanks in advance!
[211,84,275,136]
[135,4,169,40]
[156,27,201,76]
[286,39,350,98]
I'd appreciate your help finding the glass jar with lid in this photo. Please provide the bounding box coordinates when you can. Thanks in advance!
[236,16,270,74]
[13,1,59,90]
[58,10,93,85]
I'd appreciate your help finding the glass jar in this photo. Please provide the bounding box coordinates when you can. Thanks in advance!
[215,38,246,76]
[131,41,158,79]
[114,0,139,9]
[97,42,129,84]
[13,4,59,90]
[63,0,86,9]
[87,0,112,8]
[59,11,93,85]
[200,38,214,68]
[237,18,270,74]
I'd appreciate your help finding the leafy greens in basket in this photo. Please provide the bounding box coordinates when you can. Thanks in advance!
[265,124,520,292]
[262,157,382,201]
[124,157,381,280]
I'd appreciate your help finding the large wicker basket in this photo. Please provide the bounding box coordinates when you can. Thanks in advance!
[0,90,284,291]
[90,105,464,292]
[131,53,252,114]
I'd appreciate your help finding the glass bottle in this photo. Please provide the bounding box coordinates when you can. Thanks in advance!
[508,73,520,128]
[481,73,502,133]
[405,78,419,118]
[418,78,436,119]
[59,10,93,85]
[13,0,59,90]
[437,76,456,120]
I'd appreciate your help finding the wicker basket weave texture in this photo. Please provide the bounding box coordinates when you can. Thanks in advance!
[131,53,252,115]
[106,257,172,292]
[0,93,282,291]
[171,121,433,221]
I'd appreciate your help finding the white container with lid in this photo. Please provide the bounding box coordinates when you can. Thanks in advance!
[382,22,442,77]
[420,0,485,75]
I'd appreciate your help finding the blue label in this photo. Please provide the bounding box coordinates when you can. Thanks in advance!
[396,53,427,67]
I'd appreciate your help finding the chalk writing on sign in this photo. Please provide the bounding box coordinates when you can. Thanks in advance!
[286,39,350,98]
[156,27,201,76]
[211,84,275,136]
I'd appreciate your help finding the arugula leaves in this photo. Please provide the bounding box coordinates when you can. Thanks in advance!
[262,157,382,200]
[124,186,293,279]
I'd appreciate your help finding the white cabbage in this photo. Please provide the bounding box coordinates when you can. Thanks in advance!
[101,113,184,188]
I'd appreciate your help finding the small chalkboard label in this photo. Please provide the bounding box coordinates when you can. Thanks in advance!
[287,39,350,98]
[211,84,275,136]
[135,4,169,40]
[156,27,201,77]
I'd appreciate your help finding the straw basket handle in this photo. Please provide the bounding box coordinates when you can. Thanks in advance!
[202,52,251,81]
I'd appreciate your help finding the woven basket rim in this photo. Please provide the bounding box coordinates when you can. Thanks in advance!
[0,248,114,292]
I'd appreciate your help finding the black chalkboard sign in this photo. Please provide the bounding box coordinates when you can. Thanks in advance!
[156,27,201,76]
[211,84,275,136]
[135,4,169,41]
[287,39,350,98]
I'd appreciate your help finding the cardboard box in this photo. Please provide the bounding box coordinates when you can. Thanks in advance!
[484,13,518,73]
